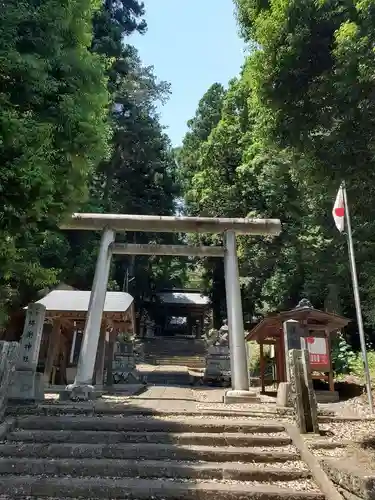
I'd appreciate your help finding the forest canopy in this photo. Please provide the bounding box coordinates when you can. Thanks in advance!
[178,0,375,353]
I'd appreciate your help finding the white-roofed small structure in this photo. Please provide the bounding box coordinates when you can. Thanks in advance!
[27,290,135,387]
[34,290,134,322]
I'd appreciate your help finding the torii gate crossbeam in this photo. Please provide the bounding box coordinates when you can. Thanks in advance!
[61,213,282,402]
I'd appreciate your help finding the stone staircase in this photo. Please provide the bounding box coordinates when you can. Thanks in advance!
[148,355,206,368]
[0,406,326,499]
[142,337,206,369]
[138,365,193,385]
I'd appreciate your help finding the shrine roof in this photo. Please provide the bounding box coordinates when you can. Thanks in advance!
[246,306,350,342]
[30,290,134,314]
[157,291,210,306]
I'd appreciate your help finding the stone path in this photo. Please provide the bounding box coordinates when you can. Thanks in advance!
[129,386,280,413]
[131,386,196,412]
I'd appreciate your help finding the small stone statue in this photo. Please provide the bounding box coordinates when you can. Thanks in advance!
[203,329,219,347]
[203,319,231,386]
[217,319,229,347]
[203,320,229,347]
[295,298,313,310]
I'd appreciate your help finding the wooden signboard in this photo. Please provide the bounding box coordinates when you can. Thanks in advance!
[301,336,330,371]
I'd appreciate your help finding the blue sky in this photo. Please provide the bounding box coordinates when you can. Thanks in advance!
[130,0,246,147]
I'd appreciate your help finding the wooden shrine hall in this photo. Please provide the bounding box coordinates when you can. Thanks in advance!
[246,299,350,396]
[147,290,211,338]
[32,290,135,386]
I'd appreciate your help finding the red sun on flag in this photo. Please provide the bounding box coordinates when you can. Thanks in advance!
[335,207,344,217]
[306,337,315,345]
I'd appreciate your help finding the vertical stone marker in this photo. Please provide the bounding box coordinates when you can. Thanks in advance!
[289,348,319,434]
[9,303,46,402]
[277,319,303,407]
[0,341,20,419]
[18,304,46,371]
[283,319,303,379]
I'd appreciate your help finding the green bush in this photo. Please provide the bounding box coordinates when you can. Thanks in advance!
[349,350,375,386]
[248,342,260,374]
[247,341,274,378]
[332,333,357,375]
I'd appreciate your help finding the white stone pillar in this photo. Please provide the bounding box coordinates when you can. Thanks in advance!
[223,231,258,403]
[94,326,107,388]
[67,228,115,399]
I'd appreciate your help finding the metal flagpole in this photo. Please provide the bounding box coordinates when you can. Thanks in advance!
[342,181,374,413]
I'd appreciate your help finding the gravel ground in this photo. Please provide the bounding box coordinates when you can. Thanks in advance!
[307,417,375,467]
[319,420,375,442]
[310,447,348,459]
[320,393,375,417]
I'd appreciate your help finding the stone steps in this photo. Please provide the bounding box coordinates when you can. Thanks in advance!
[141,338,207,368]
[143,371,192,385]
[8,429,292,447]
[15,415,287,433]
[146,357,206,368]
[0,410,324,499]
[6,403,297,418]
[0,476,325,500]
[145,355,205,361]
[0,442,300,462]
[0,457,311,481]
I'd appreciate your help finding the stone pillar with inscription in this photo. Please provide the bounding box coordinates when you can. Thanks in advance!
[0,341,20,420]
[277,319,303,407]
[288,349,319,434]
[9,303,46,402]
[283,319,303,380]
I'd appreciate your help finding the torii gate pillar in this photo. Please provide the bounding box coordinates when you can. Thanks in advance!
[223,231,257,403]
[66,228,115,400]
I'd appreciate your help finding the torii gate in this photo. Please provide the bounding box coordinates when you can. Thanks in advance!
[60,213,281,401]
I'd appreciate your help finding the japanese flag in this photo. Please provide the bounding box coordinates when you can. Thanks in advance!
[333,185,345,232]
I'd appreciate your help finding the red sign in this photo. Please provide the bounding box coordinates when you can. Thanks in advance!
[309,353,329,366]
[304,337,330,369]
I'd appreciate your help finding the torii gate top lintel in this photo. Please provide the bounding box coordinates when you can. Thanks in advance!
[60,213,282,236]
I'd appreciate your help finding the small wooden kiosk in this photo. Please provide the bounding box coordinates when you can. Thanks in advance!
[32,290,135,386]
[246,299,350,395]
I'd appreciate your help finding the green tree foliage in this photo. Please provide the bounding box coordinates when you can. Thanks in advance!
[177,83,226,215]
[235,0,375,340]
[86,0,186,301]
[0,0,110,323]
[179,0,375,346]
[54,0,186,305]
[0,0,186,330]
[177,83,228,326]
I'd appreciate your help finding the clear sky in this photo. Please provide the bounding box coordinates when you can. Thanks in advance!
[130,0,246,147]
